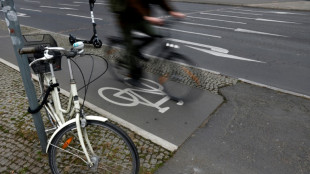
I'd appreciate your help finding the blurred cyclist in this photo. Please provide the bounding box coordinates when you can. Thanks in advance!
[109,0,185,82]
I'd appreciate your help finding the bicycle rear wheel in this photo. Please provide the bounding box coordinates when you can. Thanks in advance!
[152,53,201,103]
[48,120,139,174]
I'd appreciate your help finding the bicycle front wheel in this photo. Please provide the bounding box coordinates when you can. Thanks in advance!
[48,120,139,174]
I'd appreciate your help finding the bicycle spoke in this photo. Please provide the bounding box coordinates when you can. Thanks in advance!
[48,121,139,173]
[50,143,88,164]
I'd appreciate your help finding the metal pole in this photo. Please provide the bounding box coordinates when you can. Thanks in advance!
[1,0,47,152]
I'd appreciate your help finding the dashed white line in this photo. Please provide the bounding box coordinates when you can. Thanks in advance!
[40,6,78,10]
[24,0,40,3]
[17,12,30,17]
[233,8,307,15]
[20,8,42,12]
[67,14,103,20]
[256,18,300,24]
[200,12,300,24]
[187,16,247,24]
[73,1,107,5]
[218,10,263,16]
[200,12,253,19]
[58,3,80,7]
[179,21,235,30]
[155,26,222,38]
[177,21,288,37]
[234,28,288,37]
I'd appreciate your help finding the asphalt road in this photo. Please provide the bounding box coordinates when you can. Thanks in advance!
[2,0,310,97]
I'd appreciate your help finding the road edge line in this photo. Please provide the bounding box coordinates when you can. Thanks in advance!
[239,78,310,99]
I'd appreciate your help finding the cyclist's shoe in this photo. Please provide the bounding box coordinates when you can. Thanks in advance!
[130,66,143,80]
[125,78,144,88]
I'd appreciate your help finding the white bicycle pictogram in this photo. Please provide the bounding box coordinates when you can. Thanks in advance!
[98,78,182,113]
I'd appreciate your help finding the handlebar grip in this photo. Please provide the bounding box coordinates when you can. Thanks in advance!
[19,46,44,55]
[64,50,77,58]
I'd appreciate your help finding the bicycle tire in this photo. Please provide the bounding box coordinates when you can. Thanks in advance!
[152,53,201,103]
[48,120,139,174]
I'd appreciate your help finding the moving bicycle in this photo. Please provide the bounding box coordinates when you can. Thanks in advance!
[105,18,201,104]
[107,0,201,103]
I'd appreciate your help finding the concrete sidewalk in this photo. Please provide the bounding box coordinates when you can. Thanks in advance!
[172,0,310,11]
[156,1,310,173]
[156,82,310,174]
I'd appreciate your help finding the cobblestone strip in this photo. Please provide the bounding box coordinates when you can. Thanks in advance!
[0,62,50,173]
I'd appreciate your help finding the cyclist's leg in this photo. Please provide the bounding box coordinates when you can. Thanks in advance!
[118,19,143,80]
[133,20,158,55]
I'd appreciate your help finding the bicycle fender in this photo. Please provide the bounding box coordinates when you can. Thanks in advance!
[46,116,108,153]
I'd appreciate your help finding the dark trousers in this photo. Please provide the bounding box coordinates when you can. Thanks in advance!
[117,16,157,78]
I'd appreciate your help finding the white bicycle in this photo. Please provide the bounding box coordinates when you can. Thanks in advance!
[19,40,139,173]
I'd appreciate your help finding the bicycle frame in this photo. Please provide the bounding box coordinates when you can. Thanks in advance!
[37,52,101,167]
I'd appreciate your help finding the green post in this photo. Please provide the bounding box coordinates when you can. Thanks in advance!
[1,0,47,152]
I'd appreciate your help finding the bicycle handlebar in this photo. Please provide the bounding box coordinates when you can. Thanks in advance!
[19,45,44,54]
[19,46,79,58]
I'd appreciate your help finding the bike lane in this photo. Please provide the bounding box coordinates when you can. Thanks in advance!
[0,23,225,151]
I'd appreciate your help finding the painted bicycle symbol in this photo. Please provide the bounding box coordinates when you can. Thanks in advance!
[98,78,181,113]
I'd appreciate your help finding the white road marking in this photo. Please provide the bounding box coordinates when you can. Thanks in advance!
[20,8,42,12]
[24,0,40,3]
[67,14,103,20]
[187,16,247,24]
[155,26,221,38]
[73,2,107,5]
[255,18,300,24]
[270,11,306,15]
[166,38,229,53]
[233,8,307,15]
[201,12,253,19]
[17,12,30,17]
[178,21,288,37]
[218,10,263,16]
[234,28,288,37]
[179,21,235,30]
[186,45,265,63]
[40,6,78,10]
[165,38,264,63]
[201,12,300,24]
[58,3,80,7]
[183,7,235,16]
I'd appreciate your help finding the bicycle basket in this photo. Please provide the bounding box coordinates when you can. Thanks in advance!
[22,34,62,74]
